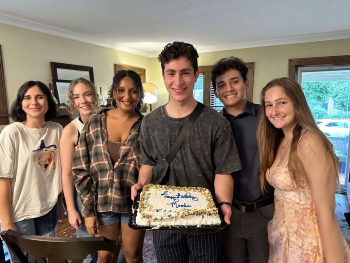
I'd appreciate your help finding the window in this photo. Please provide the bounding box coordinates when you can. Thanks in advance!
[193,74,204,103]
[290,55,350,188]
[210,88,224,112]
[194,63,255,112]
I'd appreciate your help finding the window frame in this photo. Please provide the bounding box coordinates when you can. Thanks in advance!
[289,55,350,80]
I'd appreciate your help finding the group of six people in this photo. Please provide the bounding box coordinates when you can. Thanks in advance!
[1,41,350,263]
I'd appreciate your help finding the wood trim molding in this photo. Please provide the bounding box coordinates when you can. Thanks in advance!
[289,55,350,80]
[245,62,255,101]
[0,45,9,125]
[198,66,212,106]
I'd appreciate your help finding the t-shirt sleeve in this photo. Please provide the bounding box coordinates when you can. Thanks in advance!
[0,126,17,178]
[139,117,156,166]
[213,122,242,175]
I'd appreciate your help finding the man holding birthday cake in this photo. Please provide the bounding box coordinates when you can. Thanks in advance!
[131,41,242,263]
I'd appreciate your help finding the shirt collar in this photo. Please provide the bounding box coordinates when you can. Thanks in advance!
[221,100,259,117]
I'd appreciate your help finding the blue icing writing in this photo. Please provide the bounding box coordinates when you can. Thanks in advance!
[160,191,199,209]
[169,201,192,208]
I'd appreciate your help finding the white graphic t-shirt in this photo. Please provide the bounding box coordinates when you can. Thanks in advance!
[0,121,62,222]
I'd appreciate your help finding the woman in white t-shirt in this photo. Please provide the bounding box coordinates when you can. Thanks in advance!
[0,81,62,263]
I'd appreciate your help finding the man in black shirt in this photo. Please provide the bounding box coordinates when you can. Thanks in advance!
[211,57,274,263]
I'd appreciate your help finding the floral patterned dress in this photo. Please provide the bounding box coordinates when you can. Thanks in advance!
[266,167,350,263]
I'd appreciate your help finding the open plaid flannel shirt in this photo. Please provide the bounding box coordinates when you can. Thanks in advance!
[72,111,143,217]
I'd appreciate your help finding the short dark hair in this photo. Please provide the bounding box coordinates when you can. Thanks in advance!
[211,56,248,89]
[108,70,144,111]
[10,81,58,122]
[158,41,199,74]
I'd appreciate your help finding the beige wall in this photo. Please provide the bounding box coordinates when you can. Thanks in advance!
[1,22,350,130]
[0,23,150,131]
[151,38,350,109]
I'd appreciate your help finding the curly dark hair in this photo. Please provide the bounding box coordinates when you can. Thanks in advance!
[10,81,58,122]
[108,70,144,111]
[211,56,248,90]
[158,41,199,74]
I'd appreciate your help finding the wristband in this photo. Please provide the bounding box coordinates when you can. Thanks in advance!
[218,201,232,207]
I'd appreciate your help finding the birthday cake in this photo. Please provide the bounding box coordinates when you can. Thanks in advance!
[135,184,221,228]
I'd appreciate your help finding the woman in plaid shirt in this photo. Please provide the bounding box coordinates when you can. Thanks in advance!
[73,70,145,263]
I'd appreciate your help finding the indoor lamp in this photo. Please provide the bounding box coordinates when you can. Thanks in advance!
[143,82,158,111]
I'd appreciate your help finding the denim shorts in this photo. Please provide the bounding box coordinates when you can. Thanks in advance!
[15,202,58,236]
[8,203,58,263]
[97,212,131,226]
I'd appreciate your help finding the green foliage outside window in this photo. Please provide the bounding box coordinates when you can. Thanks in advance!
[301,81,350,119]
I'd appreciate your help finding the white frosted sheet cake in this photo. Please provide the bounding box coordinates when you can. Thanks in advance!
[135,184,221,228]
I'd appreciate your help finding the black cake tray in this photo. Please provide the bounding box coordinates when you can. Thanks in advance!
[128,190,227,233]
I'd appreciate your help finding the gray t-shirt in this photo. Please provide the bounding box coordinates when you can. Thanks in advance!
[140,103,242,194]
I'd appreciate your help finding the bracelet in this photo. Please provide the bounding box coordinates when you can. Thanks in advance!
[218,201,232,207]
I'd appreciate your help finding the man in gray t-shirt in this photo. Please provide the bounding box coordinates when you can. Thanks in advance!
[131,41,241,263]
[139,105,241,194]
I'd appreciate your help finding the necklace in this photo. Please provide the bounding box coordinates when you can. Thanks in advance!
[282,137,292,149]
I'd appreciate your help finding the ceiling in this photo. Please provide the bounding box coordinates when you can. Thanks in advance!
[1,0,350,57]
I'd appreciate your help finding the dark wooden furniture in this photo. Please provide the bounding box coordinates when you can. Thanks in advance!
[0,45,9,125]
[1,230,121,263]
[53,109,71,127]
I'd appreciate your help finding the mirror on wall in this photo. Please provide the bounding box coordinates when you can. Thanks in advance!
[50,62,94,105]
[51,62,94,82]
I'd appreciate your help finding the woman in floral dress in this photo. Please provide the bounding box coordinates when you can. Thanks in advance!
[257,77,350,263]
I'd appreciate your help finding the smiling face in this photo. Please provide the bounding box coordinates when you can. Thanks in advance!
[22,85,49,122]
[214,69,248,107]
[113,76,140,112]
[72,82,95,117]
[163,56,199,104]
[264,85,297,131]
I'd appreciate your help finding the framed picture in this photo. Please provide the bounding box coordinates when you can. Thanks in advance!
[53,80,71,105]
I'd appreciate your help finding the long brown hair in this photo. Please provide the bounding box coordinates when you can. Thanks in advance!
[257,77,338,190]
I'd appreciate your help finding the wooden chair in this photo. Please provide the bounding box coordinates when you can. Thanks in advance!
[0,229,121,263]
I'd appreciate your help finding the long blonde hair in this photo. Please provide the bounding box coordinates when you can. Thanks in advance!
[68,78,99,118]
[257,77,338,190]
